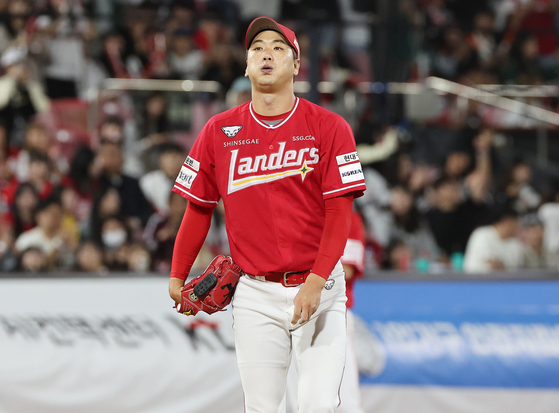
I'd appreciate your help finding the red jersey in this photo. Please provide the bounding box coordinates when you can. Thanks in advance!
[172,97,366,277]
[341,211,366,308]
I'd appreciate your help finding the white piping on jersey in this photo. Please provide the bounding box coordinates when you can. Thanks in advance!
[173,185,218,204]
[323,183,365,196]
[249,97,300,129]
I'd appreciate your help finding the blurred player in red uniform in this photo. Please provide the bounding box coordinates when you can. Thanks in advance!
[338,210,367,413]
[169,16,366,412]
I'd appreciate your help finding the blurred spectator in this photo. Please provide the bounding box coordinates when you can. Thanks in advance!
[61,145,98,232]
[14,196,67,269]
[140,92,168,137]
[0,56,50,145]
[144,191,187,273]
[0,223,17,272]
[95,139,153,230]
[51,184,80,252]
[463,203,522,273]
[99,215,130,271]
[466,9,498,71]
[164,1,198,39]
[538,193,559,264]
[3,150,55,206]
[139,142,184,213]
[0,122,12,184]
[381,238,413,271]
[74,240,106,273]
[355,167,392,247]
[497,158,542,213]
[127,242,151,272]
[0,0,32,54]
[432,26,479,81]
[225,76,251,109]
[199,13,245,94]
[89,186,123,245]
[502,32,546,85]
[168,29,203,79]
[11,122,60,183]
[519,213,559,270]
[1,181,37,238]
[426,176,486,259]
[97,114,124,144]
[384,0,422,82]
[38,0,97,99]
[18,246,48,272]
[100,30,130,78]
[388,186,440,264]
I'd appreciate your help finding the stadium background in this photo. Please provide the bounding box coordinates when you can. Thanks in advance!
[1,1,559,412]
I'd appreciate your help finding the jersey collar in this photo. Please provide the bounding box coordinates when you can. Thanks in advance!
[249,97,300,129]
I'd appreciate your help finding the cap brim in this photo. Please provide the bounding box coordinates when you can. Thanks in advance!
[246,17,284,49]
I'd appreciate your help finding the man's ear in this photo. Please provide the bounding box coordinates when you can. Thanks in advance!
[244,67,248,77]
[293,59,300,76]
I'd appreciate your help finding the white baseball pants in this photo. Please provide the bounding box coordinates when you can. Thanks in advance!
[233,261,347,413]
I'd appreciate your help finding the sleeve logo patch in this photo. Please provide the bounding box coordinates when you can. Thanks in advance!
[336,152,359,165]
[184,156,200,171]
[177,165,197,189]
[339,163,364,184]
[221,125,243,138]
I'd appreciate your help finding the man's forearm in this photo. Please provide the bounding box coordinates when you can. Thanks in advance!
[310,194,354,279]
[170,201,214,280]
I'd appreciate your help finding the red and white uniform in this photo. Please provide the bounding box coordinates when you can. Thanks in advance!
[173,97,366,413]
[173,97,365,275]
[338,211,367,413]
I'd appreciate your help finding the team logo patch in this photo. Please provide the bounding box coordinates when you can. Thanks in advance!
[324,279,335,290]
[221,125,243,138]
[177,165,197,189]
[339,163,364,184]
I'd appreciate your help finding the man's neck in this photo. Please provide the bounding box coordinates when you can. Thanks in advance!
[251,88,296,116]
[493,223,510,240]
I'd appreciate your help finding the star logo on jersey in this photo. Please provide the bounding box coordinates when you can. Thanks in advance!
[298,161,313,181]
[221,125,243,138]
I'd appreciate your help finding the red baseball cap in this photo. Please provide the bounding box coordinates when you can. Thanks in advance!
[245,16,300,60]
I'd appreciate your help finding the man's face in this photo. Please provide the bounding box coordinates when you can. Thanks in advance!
[37,204,62,233]
[99,143,123,175]
[245,30,299,90]
[522,224,544,249]
[501,217,520,239]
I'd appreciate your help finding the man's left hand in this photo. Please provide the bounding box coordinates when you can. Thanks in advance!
[291,273,326,325]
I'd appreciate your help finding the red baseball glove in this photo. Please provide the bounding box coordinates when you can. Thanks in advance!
[175,255,243,316]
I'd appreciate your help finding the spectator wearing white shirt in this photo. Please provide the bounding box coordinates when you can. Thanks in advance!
[139,142,185,214]
[168,29,203,80]
[14,197,64,269]
[519,213,559,270]
[463,204,523,273]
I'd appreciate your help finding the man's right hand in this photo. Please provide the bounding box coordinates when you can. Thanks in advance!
[169,277,185,304]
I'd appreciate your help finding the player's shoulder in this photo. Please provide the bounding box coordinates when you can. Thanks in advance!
[297,98,348,125]
[205,102,251,128]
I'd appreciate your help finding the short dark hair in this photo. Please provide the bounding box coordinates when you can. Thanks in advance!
[34,196,61,215]
[433,175,458,190]
[490,202,519,224]
[156,142,184,157]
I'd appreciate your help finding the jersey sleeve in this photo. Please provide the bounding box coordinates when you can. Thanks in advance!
[340,211,366,275]
[172,122,220,206]
[319,114,366,200]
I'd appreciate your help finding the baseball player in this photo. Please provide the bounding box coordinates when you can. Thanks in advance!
[338,210,367,413]
[282,210,367,413]
[169,16,366,413]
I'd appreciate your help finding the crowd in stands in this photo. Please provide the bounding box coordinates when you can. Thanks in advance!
[1,0,559,275]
